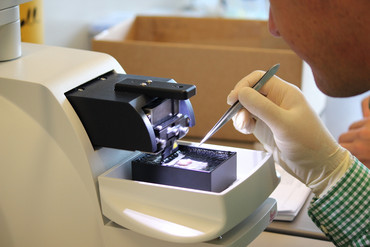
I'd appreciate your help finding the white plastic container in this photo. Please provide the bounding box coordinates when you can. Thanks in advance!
[99,142,280,244]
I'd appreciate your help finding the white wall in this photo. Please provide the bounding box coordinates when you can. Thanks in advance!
[43,0,188,49]
[42,0,267,49]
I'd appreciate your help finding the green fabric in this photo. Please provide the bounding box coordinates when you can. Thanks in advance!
[308,158,370,246]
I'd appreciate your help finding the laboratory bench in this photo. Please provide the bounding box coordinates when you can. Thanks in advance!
[250,232,333,247]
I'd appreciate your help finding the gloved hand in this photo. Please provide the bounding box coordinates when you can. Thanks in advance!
[227,71,352,196]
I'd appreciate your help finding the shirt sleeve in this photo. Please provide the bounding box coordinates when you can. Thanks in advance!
[308,158,370,246]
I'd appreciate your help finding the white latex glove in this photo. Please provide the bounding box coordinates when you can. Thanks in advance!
[227,71,352,196]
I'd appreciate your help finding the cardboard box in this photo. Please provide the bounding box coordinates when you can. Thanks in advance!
[92,16,303,143]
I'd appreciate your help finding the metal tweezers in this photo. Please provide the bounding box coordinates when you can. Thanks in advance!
[199,63,280,146]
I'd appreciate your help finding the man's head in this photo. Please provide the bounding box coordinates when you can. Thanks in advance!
[268,0,370,97]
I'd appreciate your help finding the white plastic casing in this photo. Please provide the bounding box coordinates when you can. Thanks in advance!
[0,1,30,61]
[99,142,279,243]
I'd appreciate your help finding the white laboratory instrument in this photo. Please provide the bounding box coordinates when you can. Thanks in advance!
[0,3,279,247]
[0,0,29,61]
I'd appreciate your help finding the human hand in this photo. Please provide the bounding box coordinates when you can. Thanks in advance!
[227,71,352,196]
[338,96,370,168]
